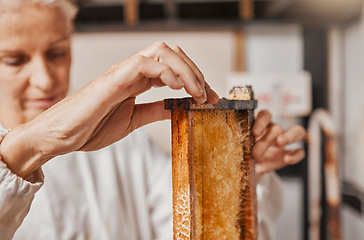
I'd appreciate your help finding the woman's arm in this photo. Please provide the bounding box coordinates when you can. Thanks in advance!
[0,42,218,238]
[0,42,219,179]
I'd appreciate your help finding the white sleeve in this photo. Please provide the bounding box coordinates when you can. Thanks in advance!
[256,172,283,240]
[145,140,173,240]
[0,161,44,240]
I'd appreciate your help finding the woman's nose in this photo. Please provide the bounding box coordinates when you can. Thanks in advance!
[29,57,55,91]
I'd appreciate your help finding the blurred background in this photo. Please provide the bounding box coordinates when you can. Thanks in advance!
[69,0,364,239]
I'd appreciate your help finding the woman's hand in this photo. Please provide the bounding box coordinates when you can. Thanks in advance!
[78,43,219,151]
[1,42,219,178]
[252,110,307,178]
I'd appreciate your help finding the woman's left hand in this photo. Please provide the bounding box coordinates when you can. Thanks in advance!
[252,110,307,178]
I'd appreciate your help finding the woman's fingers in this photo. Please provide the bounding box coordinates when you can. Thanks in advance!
[252,110,272,137]
[252,110,307,175]
[253,123,283,159]
[105,55,184,102]
[129,55,183,89]
[169,44,206,100]
[284,148,306,164]
[205,82,219,104]
[130,100,171,131]
[170,44,219,104]
[138,41,209,103]
[108,41,218,104]
[255,148,305,175]
[277,125,306,146]
[255,159,282,176]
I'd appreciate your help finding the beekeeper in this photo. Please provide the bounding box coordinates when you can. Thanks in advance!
[0,0,306,239]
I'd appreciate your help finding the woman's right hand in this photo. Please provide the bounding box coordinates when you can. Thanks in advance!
[0,42,219,179]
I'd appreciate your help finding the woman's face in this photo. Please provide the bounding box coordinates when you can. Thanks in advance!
[0,4,71,128]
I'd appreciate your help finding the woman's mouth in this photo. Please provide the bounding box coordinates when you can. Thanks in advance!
[27,96,58,109]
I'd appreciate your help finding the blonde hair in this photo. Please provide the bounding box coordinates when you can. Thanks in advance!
[0,0,78,32]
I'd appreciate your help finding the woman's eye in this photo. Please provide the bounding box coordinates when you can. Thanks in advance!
[47,50,67,60]
[2,56,28,66]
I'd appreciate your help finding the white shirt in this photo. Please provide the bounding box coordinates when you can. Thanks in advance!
[0,128,282,240]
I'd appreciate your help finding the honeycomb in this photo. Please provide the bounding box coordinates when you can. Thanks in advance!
[167,98,257,240]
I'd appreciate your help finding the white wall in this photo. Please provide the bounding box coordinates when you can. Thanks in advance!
[245,24,303,73]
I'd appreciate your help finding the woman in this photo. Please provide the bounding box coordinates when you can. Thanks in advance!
[0,0,306,239]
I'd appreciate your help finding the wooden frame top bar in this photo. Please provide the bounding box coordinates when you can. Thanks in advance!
[164,97,257,111]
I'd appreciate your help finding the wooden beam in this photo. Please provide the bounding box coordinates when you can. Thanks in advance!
[240,0,254,20]
[234,29,247,73]
[125,0,139,26]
